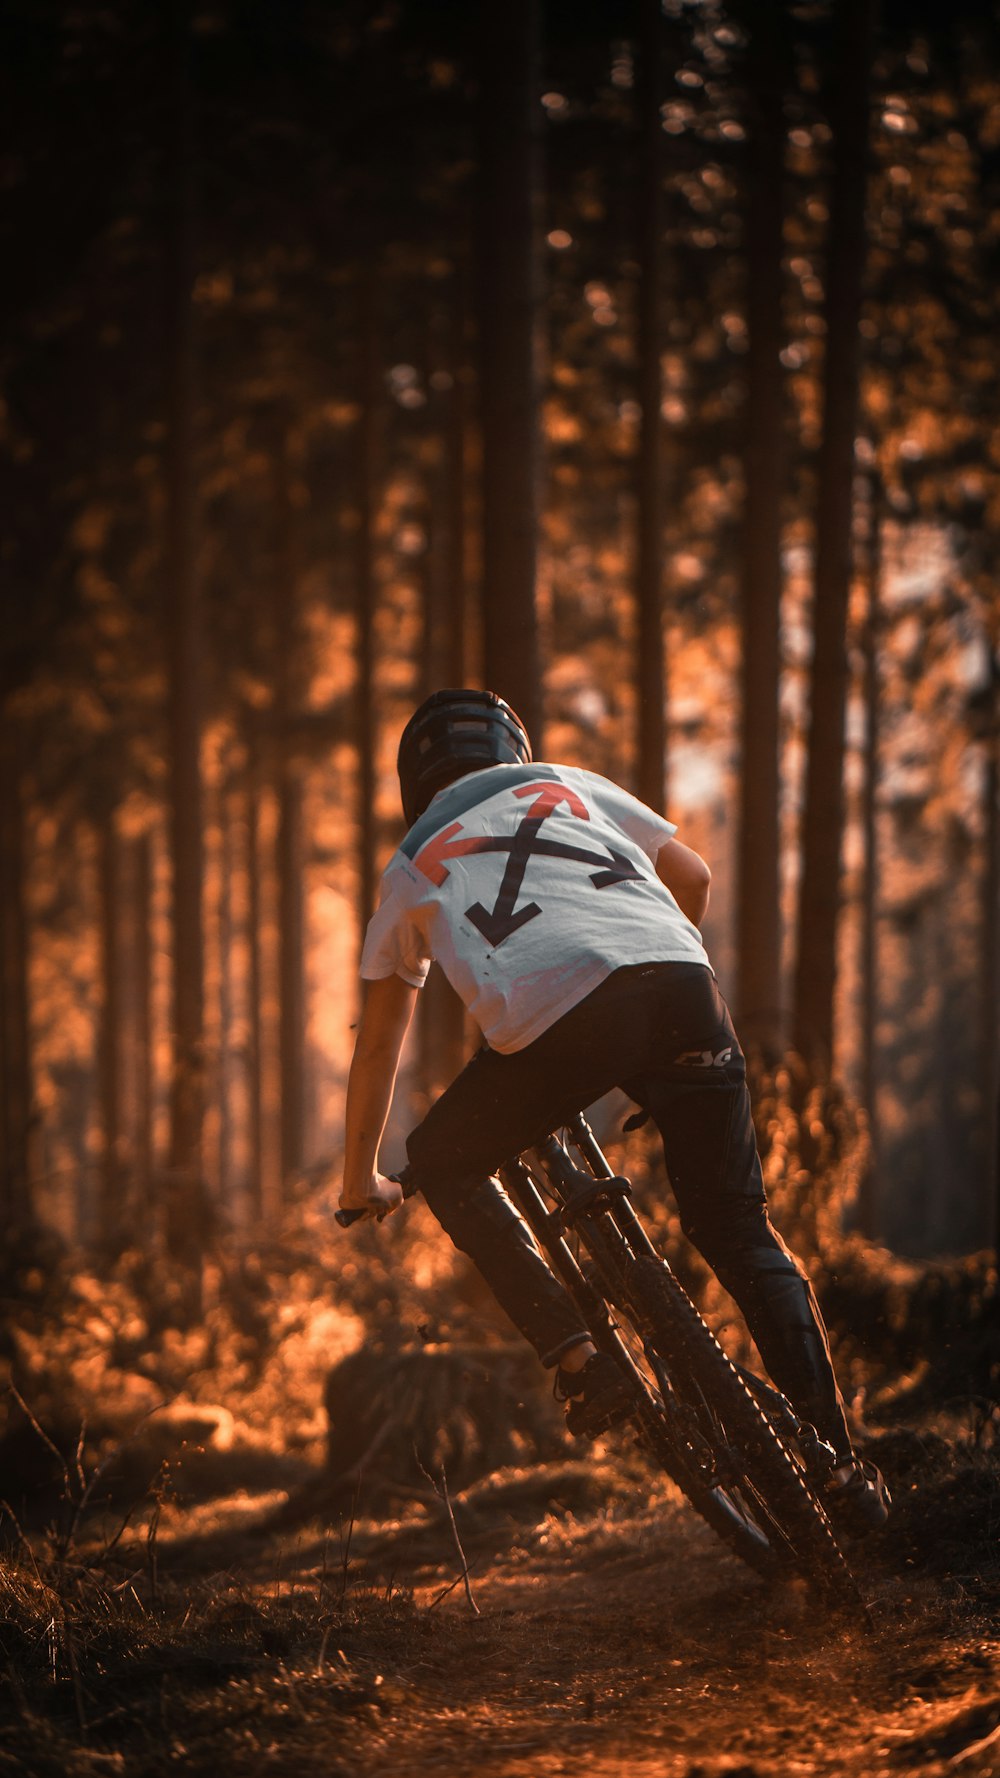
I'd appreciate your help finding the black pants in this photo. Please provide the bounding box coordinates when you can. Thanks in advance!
[405,962,850,1457]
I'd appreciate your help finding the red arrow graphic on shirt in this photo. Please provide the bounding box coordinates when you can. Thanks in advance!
[412,821,510,887]
[513,781,590,822]
[466,782,643,947]
[413,784,588,887]
[413,781,645,947]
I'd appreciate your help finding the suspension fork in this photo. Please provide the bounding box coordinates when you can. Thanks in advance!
[498,1154,616,1343]
[563,1114,664,1267]
[526,1118,667,1321]
[500,1154,666,1423]
[524,1135,636,1302]
[502,1123,664,1372]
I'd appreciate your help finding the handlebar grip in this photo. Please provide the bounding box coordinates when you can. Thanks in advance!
[335,1169,414,1230]
[334,1206,369,1228]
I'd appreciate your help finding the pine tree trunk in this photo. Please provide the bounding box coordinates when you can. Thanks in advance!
[356,266,380,940]
[983,645,1000,1250]
[477,0,543,742]
[216,779,234,1207]
[857,479,882,1239]
[275,770,304,1191]
[0,754,35,1245]
[635,0,667,814]
[132,829,155,1234]
[446,265,470,688]
[97,812,123,1251]
[792,0,877,1068]
[245,737,264,1222]
[735,0,788,1057]
[418,287,469,1095]
[273,433,305,1192]
[163,1,205,1306]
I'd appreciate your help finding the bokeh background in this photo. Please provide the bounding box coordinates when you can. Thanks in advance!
[2,0,998,1304]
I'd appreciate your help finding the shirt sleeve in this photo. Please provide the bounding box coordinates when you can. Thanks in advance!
[359,867,432,989]
[582,772,677,864]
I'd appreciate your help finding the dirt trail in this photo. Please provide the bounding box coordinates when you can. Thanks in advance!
[324,1487,999,1778]
[130,1452,993,1778]
[4,1435,997,1777]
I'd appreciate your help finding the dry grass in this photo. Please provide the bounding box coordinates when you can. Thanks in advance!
[1,1410,997,1778]
[0,1484,423,1777]
[1,1069,997,1774]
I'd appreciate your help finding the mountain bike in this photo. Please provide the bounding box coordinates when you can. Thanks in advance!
[337,1110,858,1607]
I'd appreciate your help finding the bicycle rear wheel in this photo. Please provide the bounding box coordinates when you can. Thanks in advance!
[620,1255,857,1606]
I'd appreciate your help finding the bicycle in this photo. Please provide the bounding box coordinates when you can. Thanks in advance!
[337,1109,858,1607]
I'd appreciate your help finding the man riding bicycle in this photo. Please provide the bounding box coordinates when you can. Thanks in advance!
[340,688,889,1535]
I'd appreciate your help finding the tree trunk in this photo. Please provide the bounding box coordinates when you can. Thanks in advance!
[418,286,469,1096]
[356,265,380,939]
[273,432,306,1192]
[97,812,123,1251]
[163,1,206,1305]
[477,0,543,743]
[216,779,234,1208]
[792,0,877,1068]
[735,0,789,1057]
[422,287,468,693]
[635,0,667,814]
[132,829,155,1235]
[857,478,882,1239]
[245,737,264,1222]
[0,754,35,1247]
[275,769,305,1191]
[982,643,1000,1251]
[446,265,471,688]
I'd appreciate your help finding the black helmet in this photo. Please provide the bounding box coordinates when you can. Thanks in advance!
[397,688,532,828]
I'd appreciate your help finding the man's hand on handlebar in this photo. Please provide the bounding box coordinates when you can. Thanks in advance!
[338,1171,404,1224]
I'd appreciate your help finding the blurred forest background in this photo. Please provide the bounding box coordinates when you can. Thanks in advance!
[2,0,999,1310]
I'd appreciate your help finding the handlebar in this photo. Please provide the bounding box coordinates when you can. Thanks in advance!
[335,1169,416,1228]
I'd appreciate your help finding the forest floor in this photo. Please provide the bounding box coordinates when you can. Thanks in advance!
[2,1405,998,1778]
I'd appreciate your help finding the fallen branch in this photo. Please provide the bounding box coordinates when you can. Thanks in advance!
[415,1453,479,1616]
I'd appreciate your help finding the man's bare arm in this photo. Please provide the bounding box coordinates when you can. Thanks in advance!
[341,974,419,1215]
[655,837,711,927]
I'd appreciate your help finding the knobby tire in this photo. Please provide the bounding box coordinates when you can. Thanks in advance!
[620,1254,858,1608]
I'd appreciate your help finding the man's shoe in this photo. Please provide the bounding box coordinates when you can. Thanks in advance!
[555,1352,634,1437]
[823,1455,891,1536]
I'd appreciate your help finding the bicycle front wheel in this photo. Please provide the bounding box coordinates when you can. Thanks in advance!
[621,1255,857,1607]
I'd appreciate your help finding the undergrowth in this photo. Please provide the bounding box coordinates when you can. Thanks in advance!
[0,1538,420,1778]
[0,1055,996,1777]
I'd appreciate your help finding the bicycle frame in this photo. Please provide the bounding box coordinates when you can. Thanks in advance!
[500,1114,658,1303]
[338,1108,854,1598]
[499,1112,804,1456]
[497,1113,685,1429]
[336,1109,803,1449]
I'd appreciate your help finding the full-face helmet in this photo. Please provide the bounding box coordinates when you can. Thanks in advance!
[396,688,532,828]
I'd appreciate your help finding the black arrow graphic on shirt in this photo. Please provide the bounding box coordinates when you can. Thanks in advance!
[464,818,644,947]
[526,837,645,888]
[465,811,545,945]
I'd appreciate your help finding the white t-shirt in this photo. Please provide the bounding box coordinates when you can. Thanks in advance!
[360,762,709,1053]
